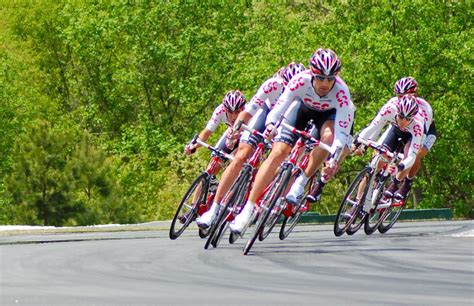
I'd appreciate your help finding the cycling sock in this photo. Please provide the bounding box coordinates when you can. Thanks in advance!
[294,173,310,186]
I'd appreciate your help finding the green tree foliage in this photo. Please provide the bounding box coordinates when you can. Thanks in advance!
[1,1,472,224]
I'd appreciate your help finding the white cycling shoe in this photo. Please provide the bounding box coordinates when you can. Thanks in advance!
[229,204,254,234]
[285,182,305,204]
[196,203,219,229]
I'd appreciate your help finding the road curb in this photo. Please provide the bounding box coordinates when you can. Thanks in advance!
[298,208,453,224]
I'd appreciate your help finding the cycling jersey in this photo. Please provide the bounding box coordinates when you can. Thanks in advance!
[244,76,286,116]
[266,70,355,152]
[358,99,425,169]
[241,76,287,148]
[205,104,234,132]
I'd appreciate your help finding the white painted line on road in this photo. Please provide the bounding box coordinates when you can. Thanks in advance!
[451,229,474,237]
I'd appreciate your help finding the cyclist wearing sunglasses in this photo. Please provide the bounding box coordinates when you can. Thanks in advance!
[197,63,306,228]
[230,48,355,234]
[354,94,425,200]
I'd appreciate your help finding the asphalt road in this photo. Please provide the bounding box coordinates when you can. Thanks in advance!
[0,220,473,306]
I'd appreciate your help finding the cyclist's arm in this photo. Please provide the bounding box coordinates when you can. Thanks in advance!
[400,119,424,170]
[332,93,355,152]
[265,76,306,126]
[358,103,395,141]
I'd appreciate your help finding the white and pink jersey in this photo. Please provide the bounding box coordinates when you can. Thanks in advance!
[205,104,234,132]
[244,76,286,116]
[266,70,355,151]
[358,99,425,169]
[386,96,433,132]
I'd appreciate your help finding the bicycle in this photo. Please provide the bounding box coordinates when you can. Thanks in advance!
[204,121,272,249]
[333,137,404,236]
[169,135,234,240]
[242,121,331,255]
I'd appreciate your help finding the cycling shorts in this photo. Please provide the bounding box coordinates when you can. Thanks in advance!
[274,100,337,147]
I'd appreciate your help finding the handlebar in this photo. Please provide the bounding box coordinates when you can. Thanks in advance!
[356,137,404,160]
[189,135,235,161]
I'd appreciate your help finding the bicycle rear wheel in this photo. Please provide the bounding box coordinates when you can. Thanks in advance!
[169,173,208,240]
[334,167,371,237]
[378,197,407,234]
[364,175,390,235]
[243,166,292,255]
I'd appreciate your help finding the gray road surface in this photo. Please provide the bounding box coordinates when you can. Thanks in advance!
[0,220,473,305]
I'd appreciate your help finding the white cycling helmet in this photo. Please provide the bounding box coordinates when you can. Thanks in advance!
[397,94,419,120]
[309,48,341,76]
[222,90,246,112]
[394,77,418,95]
[282,62,306,84]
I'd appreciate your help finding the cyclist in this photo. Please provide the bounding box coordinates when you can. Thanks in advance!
[230,48,355,234]
[196,62,306,228]
[391,77,436,200]
[183,90,246,222]
[354,94,425,201]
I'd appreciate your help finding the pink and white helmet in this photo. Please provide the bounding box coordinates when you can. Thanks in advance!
[394,77,418,95]
[397,95,419,120]
[309,48,342,76]
[222,90,246,112]
[282,62,306,84]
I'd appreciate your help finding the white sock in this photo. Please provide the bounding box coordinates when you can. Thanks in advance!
[209,202,219,213]
[244,201,255,210]
[295,173,310,187]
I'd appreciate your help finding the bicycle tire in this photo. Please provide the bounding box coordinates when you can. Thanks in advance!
[169,173,209,240]
[334,167,371,237]
[378,197,407,234]
[279,173,314,240]
[243,166,292,255]
[364,174,391,235]
[204,168,251,249]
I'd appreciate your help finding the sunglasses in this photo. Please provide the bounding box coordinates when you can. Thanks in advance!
[314,74,336,81]
[396,114,414,121]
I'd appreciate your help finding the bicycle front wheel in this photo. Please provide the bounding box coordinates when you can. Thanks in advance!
[243,166,292,255]
[170,173,208,240]
[334,167,371,237]
[204,168,251,249]
[279,173,315,240]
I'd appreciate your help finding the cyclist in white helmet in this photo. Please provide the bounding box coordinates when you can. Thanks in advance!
[354,94,425,201]
[230,48,355,234]
[197,62,306,228]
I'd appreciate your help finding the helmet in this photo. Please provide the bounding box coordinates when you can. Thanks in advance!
[309,48,342,76]
[222,90,246,112]
[397,95,419,120]
[282,62,306,83]
[394,77,418,95]
[273,66,286,79]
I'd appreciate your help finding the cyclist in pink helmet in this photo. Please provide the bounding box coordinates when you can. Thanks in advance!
[197,63,306,228]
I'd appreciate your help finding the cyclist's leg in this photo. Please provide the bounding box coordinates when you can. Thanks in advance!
[287,112,334,203]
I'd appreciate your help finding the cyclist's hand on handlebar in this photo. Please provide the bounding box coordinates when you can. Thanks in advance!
[351,143,366,156]
[184,143,196,155]
[263,123,276,140]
